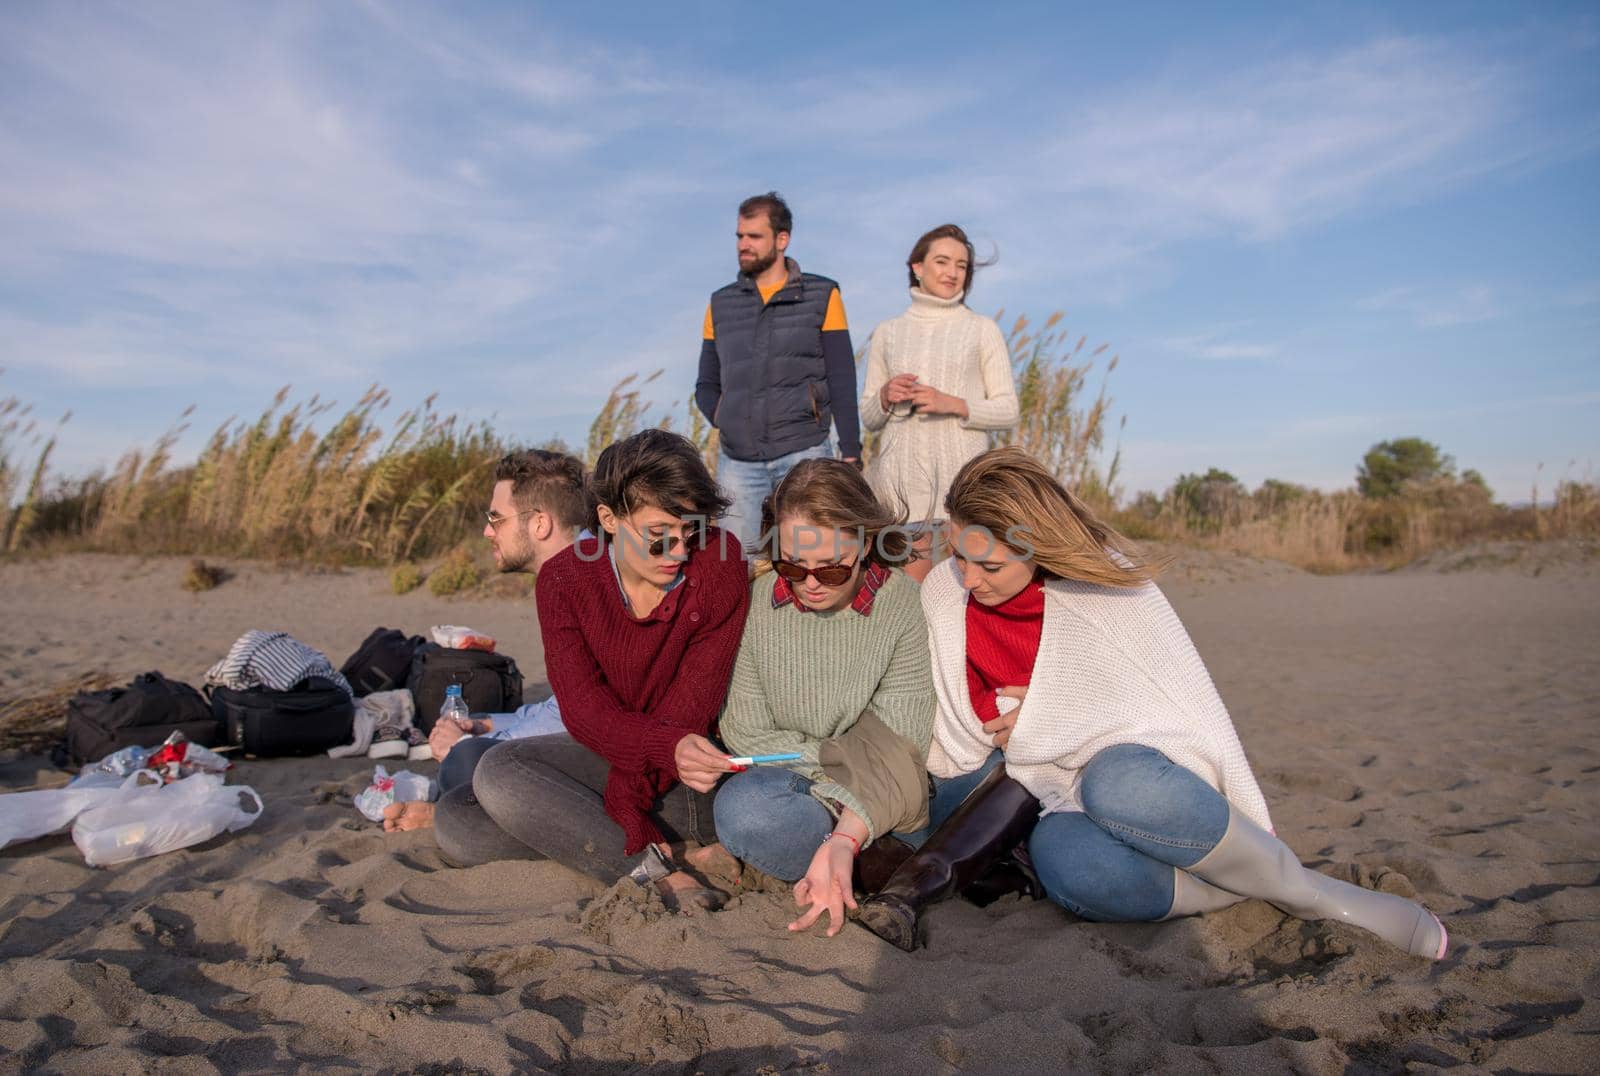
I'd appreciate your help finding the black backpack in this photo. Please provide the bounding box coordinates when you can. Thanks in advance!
[208,676,355,758]
[407,645,523,733]
[339,627,427,697]
[65,671,223,766]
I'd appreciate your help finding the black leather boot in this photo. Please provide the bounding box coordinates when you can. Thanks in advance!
[853,835,914,894]
[857,764,1041,951]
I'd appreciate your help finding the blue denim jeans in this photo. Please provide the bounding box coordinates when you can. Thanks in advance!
[712,766,835,881]
[1032,743,1231,921]
[901,745,1231,921]
[714,754,991,881]
[716,438,834,554]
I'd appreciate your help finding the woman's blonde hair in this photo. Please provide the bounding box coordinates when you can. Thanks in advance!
[754,458,910,576]
[944,447,1160,588]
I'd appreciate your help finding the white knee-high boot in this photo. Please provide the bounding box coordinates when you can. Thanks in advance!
[1185,806,1447,959]
[1161,868,1245,920]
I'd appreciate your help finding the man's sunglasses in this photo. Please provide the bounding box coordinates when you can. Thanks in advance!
[772,556,859,587]
[485,508,538,531]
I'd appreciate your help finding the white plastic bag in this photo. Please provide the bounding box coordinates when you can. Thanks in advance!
[72,773,263,867]
[1,770,162,850]
[353,765,434,822]
[429,624,496,651]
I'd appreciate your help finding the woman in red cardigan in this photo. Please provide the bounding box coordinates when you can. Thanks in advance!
[433,430,750,909]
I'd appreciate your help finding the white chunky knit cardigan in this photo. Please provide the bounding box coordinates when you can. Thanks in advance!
[859,289,1019,523]
[922,558,1274,831]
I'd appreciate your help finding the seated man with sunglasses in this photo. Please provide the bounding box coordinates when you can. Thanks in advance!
[384,450,588,839]
[709,458,936,938]
[432,430,752,913]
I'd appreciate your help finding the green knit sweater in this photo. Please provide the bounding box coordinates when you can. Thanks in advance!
[719,568,935,840]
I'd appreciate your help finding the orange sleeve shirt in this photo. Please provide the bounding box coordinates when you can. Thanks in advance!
[703,287,847,341]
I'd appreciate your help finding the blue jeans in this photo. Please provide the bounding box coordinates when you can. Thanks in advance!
[714,757,985,881]
[716,438,834,554]
[903,746,1230,921]
[1032,744,1231,922]
[713,766,835,881]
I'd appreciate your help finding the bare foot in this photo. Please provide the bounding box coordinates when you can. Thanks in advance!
[381,800,435,832]
[685,842,742,885]
[655,869,723,914]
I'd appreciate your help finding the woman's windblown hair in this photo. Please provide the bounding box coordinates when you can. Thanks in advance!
[944,447,1160,587]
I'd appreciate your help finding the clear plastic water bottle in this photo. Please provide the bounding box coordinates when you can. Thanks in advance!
[439,683,470,728]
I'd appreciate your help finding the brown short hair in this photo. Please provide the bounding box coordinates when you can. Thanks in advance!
[493,450,588,533]
[907,223,992,301]
[945,447,1159,588]
[591,429,731,536]
[738,191,793,235]
[757,458,910,570]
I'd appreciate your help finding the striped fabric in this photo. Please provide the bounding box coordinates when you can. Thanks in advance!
[205,630,353,697]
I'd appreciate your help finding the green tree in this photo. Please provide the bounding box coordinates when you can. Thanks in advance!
[1254,478,1309,511]
[1357,438,1454,499]
[1171,467,1245,525]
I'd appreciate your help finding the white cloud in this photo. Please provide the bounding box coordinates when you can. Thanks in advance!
[1357,284,1504,328]
[1045,38,1506,242]
[1157,332,1281,362]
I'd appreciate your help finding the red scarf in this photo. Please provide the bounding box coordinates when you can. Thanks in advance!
[965,578,1045,722]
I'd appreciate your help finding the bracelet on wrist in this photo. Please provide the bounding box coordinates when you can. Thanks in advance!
[822,831,861,857]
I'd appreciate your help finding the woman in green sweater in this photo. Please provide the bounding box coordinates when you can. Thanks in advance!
[712,459,936,937]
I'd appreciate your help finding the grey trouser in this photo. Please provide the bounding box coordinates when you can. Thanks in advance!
[433,733,717,881]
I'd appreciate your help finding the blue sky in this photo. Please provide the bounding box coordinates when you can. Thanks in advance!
[2,1,1596,500]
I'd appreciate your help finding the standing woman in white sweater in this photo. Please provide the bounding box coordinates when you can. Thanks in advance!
[859,225,1019,582]
[859,448,1448,961]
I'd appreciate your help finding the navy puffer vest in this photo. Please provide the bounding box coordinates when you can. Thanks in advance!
[708,260,836,462]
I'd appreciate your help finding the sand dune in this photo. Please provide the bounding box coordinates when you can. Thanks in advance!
[2,546,1596,1073]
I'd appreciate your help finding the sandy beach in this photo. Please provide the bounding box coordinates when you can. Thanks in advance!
[2,544,1597,1073]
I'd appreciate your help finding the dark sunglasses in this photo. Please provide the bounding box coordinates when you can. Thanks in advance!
[772,555,859,587]
[620,515,686,557]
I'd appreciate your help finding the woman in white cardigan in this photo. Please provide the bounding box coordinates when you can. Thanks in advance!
[859,448,1448,961]
[858,225,1019,582]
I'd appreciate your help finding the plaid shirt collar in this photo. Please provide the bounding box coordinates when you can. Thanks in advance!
[772,559,890,616]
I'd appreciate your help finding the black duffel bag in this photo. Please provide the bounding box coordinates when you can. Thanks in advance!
[407,645,523,733]
[208,676,354,758]
[66,671,223,766]
[339,627,427,697]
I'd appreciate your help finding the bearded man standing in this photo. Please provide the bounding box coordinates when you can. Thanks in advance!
[694,191,861,552]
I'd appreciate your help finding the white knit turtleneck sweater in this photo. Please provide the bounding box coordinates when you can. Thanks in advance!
[859,289,1019,522]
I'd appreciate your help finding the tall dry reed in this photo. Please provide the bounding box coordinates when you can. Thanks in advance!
[40,386,503,563]
[1,382,69,553]
[995,310,1121,505]
[6,339,1593,573]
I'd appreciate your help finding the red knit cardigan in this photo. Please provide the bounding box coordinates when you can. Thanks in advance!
[535,529,750,853]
